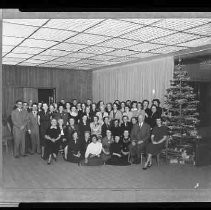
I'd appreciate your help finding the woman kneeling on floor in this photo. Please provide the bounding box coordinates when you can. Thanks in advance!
[45,118,61,165]
[64,130,82,163]
[105,135,131,166]
[80,134,104,166]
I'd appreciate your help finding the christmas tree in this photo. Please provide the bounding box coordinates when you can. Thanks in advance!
[163,58,201,164]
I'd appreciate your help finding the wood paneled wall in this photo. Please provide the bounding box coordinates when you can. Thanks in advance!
[2,65,92,118]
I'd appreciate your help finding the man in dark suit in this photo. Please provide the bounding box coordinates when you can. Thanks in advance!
[129,114,150,164]
[54,104,69,126]
[120,115,132,135]
[28,103,41,154]
[11,100,30,158]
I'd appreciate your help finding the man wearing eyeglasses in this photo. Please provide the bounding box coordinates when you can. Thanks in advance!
[11,100,30,158]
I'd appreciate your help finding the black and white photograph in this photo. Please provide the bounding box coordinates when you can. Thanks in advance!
[1,9,211,206]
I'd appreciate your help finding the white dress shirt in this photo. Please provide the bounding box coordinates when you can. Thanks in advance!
[85,142,102,158]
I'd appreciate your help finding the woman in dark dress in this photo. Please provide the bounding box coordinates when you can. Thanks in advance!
[101,116,112,138]
[105,135,131,166]
[85,106,92,123]
[120,101,126,114]
[90,103,97,121]
[142,99,151,125]
[121,130,131,161]
[80,131,91,158]
[45,118,61,165]
[69,106,79,124]
[38,103,51,159]
[111,119,122,137]
[65,102,71,115]
[143,118,168,170]
[64,131,82,163]
[148,105,161,128]
[78,114,90,139]
[78,103,86,121]
[152,99,163,117]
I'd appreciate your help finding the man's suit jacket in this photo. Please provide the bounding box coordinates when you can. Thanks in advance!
[28,111,39,133]
[130,122,150,143]
[11,109,29,131]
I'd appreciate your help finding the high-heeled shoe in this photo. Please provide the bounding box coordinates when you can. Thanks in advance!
[47,156,52,165]
[147,163,152,168]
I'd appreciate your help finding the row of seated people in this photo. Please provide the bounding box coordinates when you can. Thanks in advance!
[10,98,166,169]
[43,114,168,169]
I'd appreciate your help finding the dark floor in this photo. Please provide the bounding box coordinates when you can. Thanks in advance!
[2,149,211,190]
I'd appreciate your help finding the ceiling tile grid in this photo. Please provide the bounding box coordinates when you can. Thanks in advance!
[12,46,45,55]
[151,19,210,31]
[2,18,211,71]
[19,38,58,48]
[43,19,104,32]
[184,23,211,36]
[51,42,88,52]
[120,26,175,42]
[51,56,81,63]
[4,52,33,59]
[103,49,140,57]
[37,49,70,57]
[31,54,59,61]
[130,52,158,58]
[65,33,111,45]
[19,59,47,64]
[2,57,26,64]
[78,46,115,54]
[3,19,49,27]
[3,22,38,38]
[97,38,140,49]
[126,42,165,52]
[85,19,144,37]
[87,54,118,61]
[150,46,187,54]
[66,52,97,59]
[120,19,161,25]
[178,37,211,48]
[152,33,201,45]
[30,27,77,42]
[2,45,15,53]
[3,36,25,46]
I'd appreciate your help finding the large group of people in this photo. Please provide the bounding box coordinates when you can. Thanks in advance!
[10,98,168,170]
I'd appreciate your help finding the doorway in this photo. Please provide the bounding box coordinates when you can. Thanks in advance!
[38,88,56,105]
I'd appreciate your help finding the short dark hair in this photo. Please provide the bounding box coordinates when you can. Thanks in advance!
[103,116,109,121]
[152,99,161,105]
[93,115,99,120]
[142,99,149,104]
[16,99,22,104]
[91,134,98,140]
